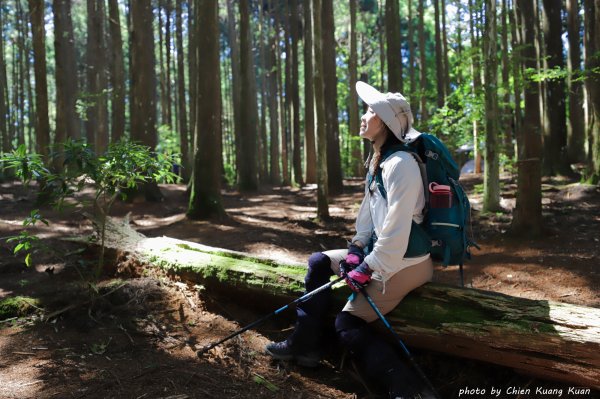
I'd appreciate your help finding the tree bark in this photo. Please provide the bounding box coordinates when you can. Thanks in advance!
[267,2,281,186]
[584,0,600,183]
[303,0,316,184]
[469,0,482,174]
[407,0,416,95]
[0,4,7,154]
[290,0,303,186]
[95,218,600,390]
[541,0,569,176]
[28,0,51,159]
[53,0,80,170]
[108,0,126,143]
[86,0,109,154]
[164,0,173,129]
[188,0,197,165]
[385,0,402,92]
[441,0,450,97]
[313,0,330,219]
[238,0,259,191]
[175,0,190,182]
[187,0,225,219]
[566,0,585,164]
[258,4,269,184]
[322,0,343,195]
[349,0,362,177]
[418,0,428,123]
[483,0,500,212]
[500,0,513,158]
[433,0,444,107]
[511,0,543,236]
[130,0,157,149]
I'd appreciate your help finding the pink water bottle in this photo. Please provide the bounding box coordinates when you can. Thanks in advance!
[429,182,452,208]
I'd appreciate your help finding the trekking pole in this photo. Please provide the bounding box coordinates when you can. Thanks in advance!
[197,276,344,356]
[357,285,441,399]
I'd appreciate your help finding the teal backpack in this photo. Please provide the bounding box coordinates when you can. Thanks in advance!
[367,133,478,286]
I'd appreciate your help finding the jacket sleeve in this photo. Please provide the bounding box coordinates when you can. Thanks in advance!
[364,154,423,274]
[351,182,374,247]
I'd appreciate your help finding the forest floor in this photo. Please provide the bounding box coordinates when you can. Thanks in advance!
[0,173,599,399]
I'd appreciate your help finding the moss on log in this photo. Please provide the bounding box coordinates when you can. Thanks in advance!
[96,216,600,389]
[0,296,40,320]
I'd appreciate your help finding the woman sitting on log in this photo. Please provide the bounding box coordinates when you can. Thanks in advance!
[265,82,434,399]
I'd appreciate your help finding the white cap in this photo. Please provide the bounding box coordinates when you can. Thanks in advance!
[355,81,421,143]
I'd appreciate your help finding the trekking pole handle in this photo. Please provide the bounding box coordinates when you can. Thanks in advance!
[197,276,344,356]
[359,287,441,399]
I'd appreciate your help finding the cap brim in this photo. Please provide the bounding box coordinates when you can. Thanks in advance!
[355,81,402,137]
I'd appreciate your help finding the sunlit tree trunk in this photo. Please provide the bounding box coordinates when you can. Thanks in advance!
[108,0,125,143]
[483,0,500,212]
[509,0,522,154]
[322,0,343,195]
[511,0,543,236]
[500,0,513,158]
[258,3,269,183]
[566,0,585,164]
[28,0,51,159]
[238,0,259,191]
[304,0,316,184]
[187,0,225,219]
[441,0,450,97]
[313,0,329,219]
[164,0,173,128]
[385,0,402,92]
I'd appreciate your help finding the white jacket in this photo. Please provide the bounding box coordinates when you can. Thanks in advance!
[352,151,430,283]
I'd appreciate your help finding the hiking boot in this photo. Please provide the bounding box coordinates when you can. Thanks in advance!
[265,341,294,361]
[265,341,320,367]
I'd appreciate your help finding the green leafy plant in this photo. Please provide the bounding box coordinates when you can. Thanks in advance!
[1,139,178,281]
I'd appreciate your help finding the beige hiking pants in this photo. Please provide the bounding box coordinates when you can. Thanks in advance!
[323,249,433,323]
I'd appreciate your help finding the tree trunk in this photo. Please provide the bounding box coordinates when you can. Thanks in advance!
[511,0,543,236]
[385,0,402,92]
[175,0,190,182]
[433,0,444,107]
[566,0,585,164]
[86,0,109,154]
[290,0,303,186]
[469,0,482,174]
[349,0,362,177]
[28,0,51,159]
[108,0,126,143]
[510,0,522,154]
[95,218,600,390]
[303,0,316,184]
[483,0,501,212]
[500,0,513,158]
[441,0,450,97]
[53,0,80,170]
[164,0,173,129]
[130,0,157,149]
[188,0,197,166]
[584,0,600,183]
[267,2,281,186]
[187,0,225,220]
[238,0,259,191]
[0,4,7,154]
[258,4,269,184]
[418,0,428,123]
[282,5,292,186]
[313,0,330,219]
[407,0,416,96]
[541,0,569,176]
[322,0,343,195]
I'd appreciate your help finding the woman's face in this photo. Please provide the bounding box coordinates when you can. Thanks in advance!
[360,107,386,143]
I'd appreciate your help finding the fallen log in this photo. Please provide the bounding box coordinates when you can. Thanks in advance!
[90,216,600,389]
